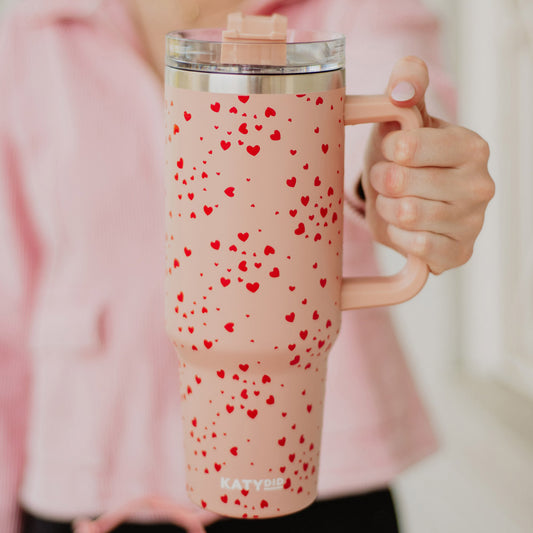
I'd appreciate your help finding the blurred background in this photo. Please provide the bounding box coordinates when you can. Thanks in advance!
[1,0,532,531]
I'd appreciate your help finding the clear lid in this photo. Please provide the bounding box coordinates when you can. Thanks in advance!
[165,28,345,75]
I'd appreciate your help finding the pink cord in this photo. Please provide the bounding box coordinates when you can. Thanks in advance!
[72,496,207,533]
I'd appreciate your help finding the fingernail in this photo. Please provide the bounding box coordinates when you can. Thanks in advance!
[391,81,415,102]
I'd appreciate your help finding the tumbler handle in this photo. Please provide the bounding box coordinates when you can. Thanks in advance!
[341,95,429,310]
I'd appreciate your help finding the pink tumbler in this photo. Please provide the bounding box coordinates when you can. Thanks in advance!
[164,14,428,519]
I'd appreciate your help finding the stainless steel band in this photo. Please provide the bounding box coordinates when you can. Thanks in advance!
[164,68,345,94]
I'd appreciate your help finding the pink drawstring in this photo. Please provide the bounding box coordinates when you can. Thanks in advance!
[72,496,208,533]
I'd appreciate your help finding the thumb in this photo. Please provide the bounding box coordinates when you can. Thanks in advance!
[387,55,431,127]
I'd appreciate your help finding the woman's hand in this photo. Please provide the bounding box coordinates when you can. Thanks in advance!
[362,56,495,275]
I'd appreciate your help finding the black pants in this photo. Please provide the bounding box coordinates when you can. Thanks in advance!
[22,489,400,533]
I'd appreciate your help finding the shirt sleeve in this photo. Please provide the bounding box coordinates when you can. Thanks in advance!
[0,14,41,533]
[342,0,457,219]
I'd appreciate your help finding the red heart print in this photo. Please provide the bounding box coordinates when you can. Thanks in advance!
[211,102,220,112]
[264,245,275,255]
[220,140,231,150]
[321,144,329,153]
[300,330,308,340]
[282,412,287,417]
[286,177,296,187]
[285,312,295,322]
[201,171,208,179]
[320,278,327,287]
[173,259,179,268]
[184,111,191,121]
[307,404,313,412]
[270,130,281,140]
[320,207,328,217]
[241,389,248,399]
[299,435,305,444]
[238,140,244,145]
[313,310,319,320]
[225,187,235,197]
[225,322,234,332]
[290,149,297,155]
[301,196,309,206]
[303,163,309,169]
[261,500,268,508]
[265,107,276,117]
[192,417,197,427]
[316,96,324,105]
[204,340,213,349]
[318,339,325,348]
[238,123,248,134]
[314,127,319,133]
[328,186,334,196]
[177,292,184,302]
[247,409,258,419]
[289,285,296,291]
[217,369,225,378]
[220,277,231,287]
[284,478,291,489]
[289,209,297,217]
[238,232,249,242]
[184,247,192,257]
[269,267,280,278]
[229,106,238,113]
[238,95,250,103]
[241,489,249,496]
[326,319,332,328]
[288,344,296,351]
[314,176,321,186]
[246,145,260,156]
[254,262,262,268]
[290,355,300,365]
[255,124,263,131]
[239,363,249,371]
[215,463,222,471]
[188,326,194,333]
[177,158,184,169]
[188,192,194,200]
[266,395,275,404]
[174,174,179,182]
[288,454,295,462]
[229,245,237,252]
[195,375,202,384]
[280,466,286,473]
[314,233,321,241]
[211,240,220,250]
[226,404,234,413]
[238,260,248,272]
[332,212,338,223]
[262,374,271,384]
[253,390,260,396]
[204,205,213,215]
[278,437,286,446]
[246,282,259,293]
[201,500,207,508]
[221,495,228,503]
[295,223,305,235]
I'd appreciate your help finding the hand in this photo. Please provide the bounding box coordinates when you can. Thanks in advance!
[362,56,495,275]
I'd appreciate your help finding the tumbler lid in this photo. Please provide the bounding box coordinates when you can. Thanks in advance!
[166,13,344,75]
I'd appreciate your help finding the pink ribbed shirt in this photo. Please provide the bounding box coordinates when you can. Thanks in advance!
[0,0,454,530]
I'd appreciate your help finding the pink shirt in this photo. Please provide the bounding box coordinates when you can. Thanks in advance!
[0,0,454,530]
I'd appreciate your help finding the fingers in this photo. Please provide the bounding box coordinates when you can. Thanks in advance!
[381,120,490,168]
[387,56,431,125]
[386,225,473,275]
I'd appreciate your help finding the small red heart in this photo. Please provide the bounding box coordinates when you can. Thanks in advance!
[289,286,295,291]
[229,106,238,113]
[177,292,184,302]
[301,196,309,206]
[266,395,275,404]
[204,340,213,349]
[269,267,280,278]
[289,209,297,217]
[260,499,268,508]
[238,232,249,242]
[204,205,213,215]
[221,495,228,503]
[195,375,202,384]
[246,145,260,156]
[288,344,296,351]
[314,127,319,133]
[184,247,192,257]
[241,489,249,496]
[217,369,225,378]
[215,463,222,471]
[321,144,329,153]
[247,409,258,419]
[307,404,312,413]
[290,355,300,365]
[254,262,262,268]
[314,233,321,241]
[332,212,338,223]
[226,404,234,413]
[299,330,308,340]
[255,124,263,131]
[184,111,191,121]
[328,186,334,196]
[187,192,194,200]
[192,417,197,427]
[318,339,325,349]
[314,176,321,186]
[313,310,319,320]
[211,240,220,250]
[173,258,179,268]
[225,187,235,197]
[264,245,275,255]
[238,260,248,272]
[225,322,234,332]
[220,140,231,150]
[284,478,291,489]
[320,207,328,217]
[288,454,295,462]
[238,95,250,103]
[262,375,271,384]
[316,96,323,105]
[290,149,297,155]
[265,106,276,117]
[201,500,207,508]
[270,130,281,140]
[295,223,305,235]
[278,437,286,446]
[202,171,208,179]
[286,177,296,187]
[246,281,259,292]
[229,245,238,252]
[326,319,332,328]
[238,123,248,134]
[173,124,180,134]
[211,102,220,112]
[303,163,309,169]
[285,312,295,322]
[177,158,184,169]
[239,363,249,371]
[220,277,231,287]
[320,278,327,288]
[280,466,286,473]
